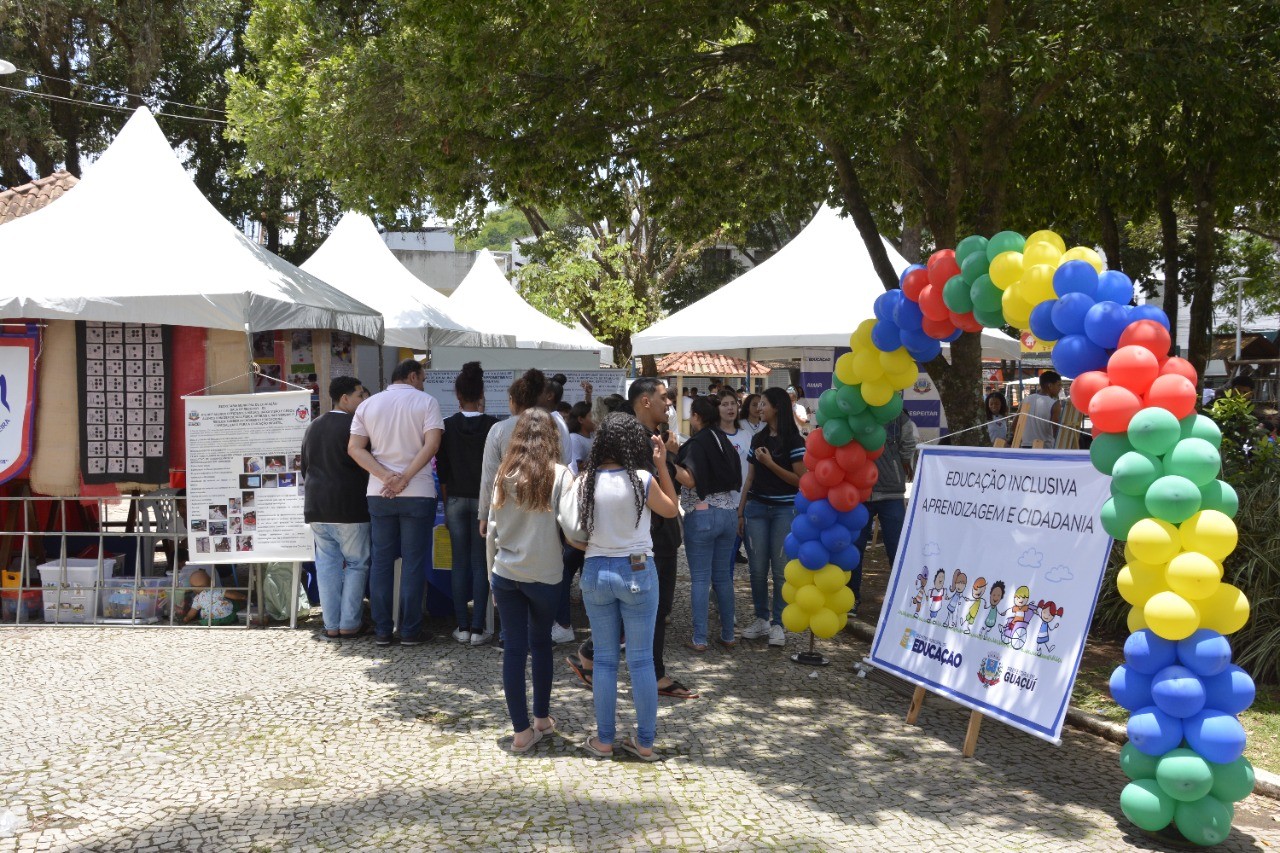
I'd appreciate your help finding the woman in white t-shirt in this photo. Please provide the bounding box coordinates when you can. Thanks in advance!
[571,413,678,761]
[738,393,765,436]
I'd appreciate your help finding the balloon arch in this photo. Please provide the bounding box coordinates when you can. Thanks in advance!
[779,229,1254,845]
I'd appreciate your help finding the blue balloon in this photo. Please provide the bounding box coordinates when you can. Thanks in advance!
[1029,300,1061,342]
[820,523,853,553]
[1051,291,1096,336]
[898,264,924,288]
[1051,333,1109,379]
[1083,301,1132,350]
[791,514,820,542]
[899,327,930,353]
[798,539,830,570]
[1125,629,1179,675]
[1151,665,1208,719]
[1110,664,1154,711]
[837,503,870,534]
[1128,304,1171,330]
[1202,665,1256,715]
[806,498,837,530]
[871,320,903,352]
[1096,269,1135,305]
[1184,709,1247,765]
[1128,705,1185,757]
[1053,260,1100,298]
[874,290,904,322]
[907,337,942,363]
[830,545,862,571]
[941,327,963,343]
[1177,629,1233,677]
[783,533,800,560]
[793,493,812,514]
[894,298,925,331]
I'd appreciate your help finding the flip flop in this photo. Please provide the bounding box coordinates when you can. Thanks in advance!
[658,679,699,700]
[715,637,737,650]
[534,716,557,736]
[565,656,593,688]
[580,735,613,759]
[510,726,544,754]
[619,735,662,762]
[339,625,370,639]
[685,641,708,653]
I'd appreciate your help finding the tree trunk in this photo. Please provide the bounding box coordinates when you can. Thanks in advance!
[1157,186,1181,350]
[1185,168,1218,386]
[1099,198,1122,274]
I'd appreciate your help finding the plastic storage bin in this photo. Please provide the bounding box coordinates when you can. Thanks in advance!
[1,589,42,622]
[100,577,170,621]
[38,558,114,624]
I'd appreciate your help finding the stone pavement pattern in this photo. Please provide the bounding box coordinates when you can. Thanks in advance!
[1,576,1278,852]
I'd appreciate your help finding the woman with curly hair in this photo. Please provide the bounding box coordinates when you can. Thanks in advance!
[573,412,677,760]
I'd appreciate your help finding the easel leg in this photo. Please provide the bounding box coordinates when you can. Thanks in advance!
[906,685,926,725]
[963,710,983,757]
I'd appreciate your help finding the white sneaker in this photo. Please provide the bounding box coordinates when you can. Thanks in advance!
[768,623,786,647]
[551,624,576,644]
[741,618,770,640]
[470,631,493,646]
[451,628,471,644]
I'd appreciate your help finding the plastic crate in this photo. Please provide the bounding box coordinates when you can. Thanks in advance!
[1,589,42,622]
[100,577,170,620]
[38,559,114,624]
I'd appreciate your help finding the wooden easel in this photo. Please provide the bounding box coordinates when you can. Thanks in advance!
[905,685,986,758]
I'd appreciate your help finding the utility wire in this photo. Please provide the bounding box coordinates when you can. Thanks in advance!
[19,68,227,115]
[0,84,227,125]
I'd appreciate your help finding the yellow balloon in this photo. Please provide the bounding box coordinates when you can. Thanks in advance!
[781,603,811,633]
[1117,563,1163,607]
[1197,583,1250,635]
[827,585,855,614]
[1179,511,1238,563]
[861,379,893,407]
[853,348,885,381]
[836,612,849,632]
[1127,605,1149,633]
[1143,590,1201,641]
[887,367,919,391]
[1026,229,1067,254]
[781,581,798,605]
[880,347,914,375]
[989,251,1024,290]
[814,564,848,593]
[796,583,826,614]
[1001,287,1033,329]
[1061,246,1105,273]
[1022,240,1063,269]
[1021,263,1058,305]
[1124,542,1137,564]
[852,319,877,347]
[1129,518,1182,565]
[784,559,814,587]
[810,607,841,638]
[1165,551,1222,601]
[835,353,859,386]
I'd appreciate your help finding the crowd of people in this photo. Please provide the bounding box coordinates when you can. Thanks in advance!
[299,358,903,758]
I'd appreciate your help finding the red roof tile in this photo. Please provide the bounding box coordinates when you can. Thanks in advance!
[0,171,79,225]
[656,351,771,377]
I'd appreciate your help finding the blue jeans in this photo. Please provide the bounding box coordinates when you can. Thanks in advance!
[744,500,795,624]
[311,522,371,632]
[557,544,584,627]
[367,496,436,641]
[490,573,559,733]
[851,498,907,605]
[445,496,488,631]
[684,507,737,645]
[581,555,659,748]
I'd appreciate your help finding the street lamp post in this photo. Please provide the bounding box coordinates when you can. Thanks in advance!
[0,59,17,75]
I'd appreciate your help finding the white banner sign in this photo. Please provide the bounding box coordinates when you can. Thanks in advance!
[184,391,315,564]
[868,446,1112,743]
[0,335,36,483]
[424,369,625,418]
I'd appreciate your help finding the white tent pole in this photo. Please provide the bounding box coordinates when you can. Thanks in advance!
[244,324,254,394]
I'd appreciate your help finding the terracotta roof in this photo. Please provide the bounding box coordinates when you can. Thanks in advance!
[0,171,79,225]
[1210,334,1278,362]
[656,351,771,377]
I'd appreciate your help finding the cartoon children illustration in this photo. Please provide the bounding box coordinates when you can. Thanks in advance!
[1035,600,1063,655]
[943,569,968,629]
[1001,584,1033,645]
[962,576,987,634]
[910,570,928,618]
[927,568,947,623]
[980,580,1005,639]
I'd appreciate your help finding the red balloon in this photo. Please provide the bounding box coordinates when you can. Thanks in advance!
[834,441,867,473]
[953,311,984,333]
[1160,357,1198,385]
[902,267,930,301]
[921,315,956,339]
[858,487,874,504]
[828,481,859,512]
[849,461,879,490]
[1069,370,1110,412]
[1118,319,1172,364]
[815,458,844,488]
[1088,385,1143,433]
[799,472,828,502]
[927,249,961,287]
[918,284,950,322]
[867,446,885,462]
[1145,374,1197,419]
[1107,345,1160,394]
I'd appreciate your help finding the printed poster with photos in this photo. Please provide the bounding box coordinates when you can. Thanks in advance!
[184,390,314,564]
[77,321,171,484]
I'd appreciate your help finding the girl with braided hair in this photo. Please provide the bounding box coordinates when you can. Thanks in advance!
[574,412,678,761]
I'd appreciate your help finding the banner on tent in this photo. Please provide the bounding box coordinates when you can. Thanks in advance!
[424,369,625,419]
[0,329,38,484]
[800,348,835,402]
[184,391,314,564]
[869,446,1112,743]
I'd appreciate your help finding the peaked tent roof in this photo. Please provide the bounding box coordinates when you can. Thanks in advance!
[632,206,1019,361]
[0,108,383,340]
[301,212,515,350]
[449,250,614,363]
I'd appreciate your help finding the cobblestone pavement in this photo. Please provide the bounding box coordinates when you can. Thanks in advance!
[2,570,1278,852]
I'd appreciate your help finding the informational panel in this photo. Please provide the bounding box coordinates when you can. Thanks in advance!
[77,321,170,483]
[184,391,314,563]
[868,446,1112,743]
[0,330,38,484]
[800,347,835,402]
[422,369,625,418]
[902,372,945,443]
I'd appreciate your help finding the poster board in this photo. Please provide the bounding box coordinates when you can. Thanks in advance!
[184,391,315,563]
[423,369,625,418]
[868,446,1112,743]
[0,330,38,484]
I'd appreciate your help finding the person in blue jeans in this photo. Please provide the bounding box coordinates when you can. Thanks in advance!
[674,396,741,650]
[572,413,678,760]
[848,411,917,616]
[738,387,807,648]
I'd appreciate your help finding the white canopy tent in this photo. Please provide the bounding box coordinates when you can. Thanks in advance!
[0,107,383,340]
[301,212,514,350]
[632,205,1020,361]
[448,250,614,364]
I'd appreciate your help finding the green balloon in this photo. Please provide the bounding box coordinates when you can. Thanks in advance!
[1111,451,1165,496]
[822,417,854,448]
[1209,756,1255,803]
[985,230,1027,263]
[973,307,1007,329]
[835,382,868,415]
[1090,432,1134,476]
[818,389,843,421]
[1179,414,1223,448]
[943,274,975,313]
[1156,749,1216,803]
[1102,493,1149,540]
[1121,742,1161,782]
[848,410,879,436]
[960,250,990,285]
[1199,480,1239,519]
[970,275,1003,313]
[857,423,887,453]
[955,234,988,267]
[1166,438,1222,487]
[869,393,904,424]
[1120,779,1175,832]
[1146,475,1203,524]
[1129,408,1182,457]
[1173,794,1234,847]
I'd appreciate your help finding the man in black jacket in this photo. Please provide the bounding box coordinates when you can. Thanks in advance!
[300,376,370,639]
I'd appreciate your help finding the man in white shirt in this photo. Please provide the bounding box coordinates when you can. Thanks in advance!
[349,359,445,645]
